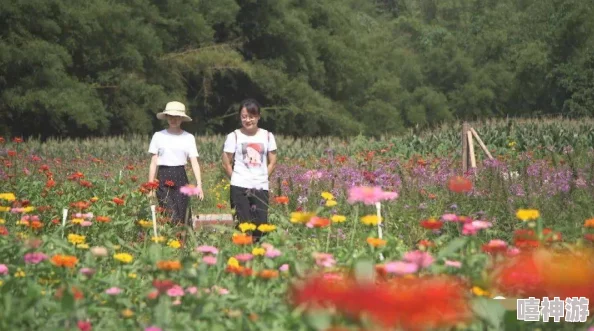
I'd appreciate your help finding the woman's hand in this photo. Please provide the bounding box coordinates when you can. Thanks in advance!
[197,185,204,200]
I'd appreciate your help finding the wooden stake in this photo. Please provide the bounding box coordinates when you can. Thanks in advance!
[462,122,469,173]
[470,128,493,160]
[467,131,477,168]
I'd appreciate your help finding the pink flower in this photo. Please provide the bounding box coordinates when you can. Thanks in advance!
[234,253,253,262]
[212,285,229,295]
[195,245,218,255]
[0,264,8,275]
[180,185,202,196]
[279,264,289,272]
[75,213,93,219]
[79,267,95,277]
[77,320,92,331]
[167,285,185,297]
[186,286,198,295]
[313,252,336,268]
[347,186,398,205]
[441,213,458,222]
[444,260,462,268]
[403,250,434,268]
[202,255,217,265]
[105,287,122,295]
[462,222,479,235]
[24,252,47,264]
[145,327,162,331]
[80,221,93,227]
[506,247,520,256]
[471,221,492,229]
[384,261,419,275]
[265,248,281,258]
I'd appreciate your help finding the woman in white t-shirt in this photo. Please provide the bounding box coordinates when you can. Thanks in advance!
[148,101,204,226]
[221,99,277,242]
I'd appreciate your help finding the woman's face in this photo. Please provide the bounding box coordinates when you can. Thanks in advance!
[240,108,259,130]
[167,115,183,128]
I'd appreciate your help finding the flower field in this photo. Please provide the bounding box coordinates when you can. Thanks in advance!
[1,118,594,331]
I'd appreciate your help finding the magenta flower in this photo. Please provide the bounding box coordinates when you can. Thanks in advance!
[0,264,8,275]
[347,186,398,205]
[265,248,281,258]
[202,255,217,265]
[462,222,479,235]
[145,327,162,331]
[384,261,419,275]
[279,264,289,272]
[180,185,202,196]
[23,252,48,264]
[441,213,458,222]
[195,245,218,255]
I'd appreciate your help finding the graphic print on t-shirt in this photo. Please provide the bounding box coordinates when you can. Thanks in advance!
[241,143,264,168]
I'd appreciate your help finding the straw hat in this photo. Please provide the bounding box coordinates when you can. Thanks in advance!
[156,101,192,122]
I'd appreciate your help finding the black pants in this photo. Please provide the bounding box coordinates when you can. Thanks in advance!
[157,165,191,225]
[230,185,269,241]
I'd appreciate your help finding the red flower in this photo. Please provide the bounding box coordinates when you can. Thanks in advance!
[165,180,175,187]
[447,176,473,193]
[420,218,443,230]
[291,273,472,330]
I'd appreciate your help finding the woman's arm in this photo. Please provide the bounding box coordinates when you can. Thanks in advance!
[267,150,277,176]
[148,154,158,197]
[189,157,204,200]
[222,152,234,179]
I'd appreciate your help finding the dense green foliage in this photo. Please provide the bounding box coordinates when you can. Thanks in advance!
[1,0,593,139]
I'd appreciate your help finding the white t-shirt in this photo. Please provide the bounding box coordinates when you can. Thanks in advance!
[148,130,199,166]
[223,129,277,190]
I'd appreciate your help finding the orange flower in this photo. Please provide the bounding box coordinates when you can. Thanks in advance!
[420,218,443,230]
[226,265,253,277]
[259,269,279,279]
[156,260,182,271]
[50,254,78,268]
[366,237,386,247]
[274,196,289,204]
[96,216,110,223]
[307,217,331,228]
[55,286,84,301]
[447,176,473,193]
[112,197,125,205]
[584,218,594,228]
[232,233,253,245]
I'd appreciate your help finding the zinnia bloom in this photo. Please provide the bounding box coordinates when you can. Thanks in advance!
[347,186,398,205]
[447,176,473,193]
[180,184,202,196]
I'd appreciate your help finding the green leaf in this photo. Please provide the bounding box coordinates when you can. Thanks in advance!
[305,310,332,331]
[354,259,375,284]
[471,297,505,328]
[437,237,469,258]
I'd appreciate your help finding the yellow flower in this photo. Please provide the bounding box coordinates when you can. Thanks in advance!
[508,141,516,148]
[0,280,3,286]
[252,248,266,256]
[71,218,83,225]
[15,268,25,278]
[239,222,257,233]
[0,218,5,224]
[360,215,381,226]
[325,200,337,207]
[138,220,152,228]
[290,212,316,224]
[227,257,239,268]
[114,253,133,263]
[321,192,335,201]
[168,240,181,249]
[67,234,86,245]
[0,206,9,212]
[0,193,16,201]
[90,197,99,202]
[121,309,134,318]
[22,206,35,213]
[128,273,137,279]
[76,243,89,249]
[472,286,490,297]
[331,215,346,223]
[151,236,166,243]
[257,224,276,232]
[516,209,540,221]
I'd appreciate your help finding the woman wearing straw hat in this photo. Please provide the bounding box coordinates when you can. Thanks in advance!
[221,99,277,242]
[147,101,204,225]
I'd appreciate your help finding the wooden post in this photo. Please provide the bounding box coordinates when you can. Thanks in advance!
[467,130,476,169]
[470,128,493,160]
[462,122,469,173]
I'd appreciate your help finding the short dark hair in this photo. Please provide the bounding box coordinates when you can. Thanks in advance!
[238,98,261,117]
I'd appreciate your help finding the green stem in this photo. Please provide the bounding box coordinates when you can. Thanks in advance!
[349,205,359,251]
[325,223,332,253]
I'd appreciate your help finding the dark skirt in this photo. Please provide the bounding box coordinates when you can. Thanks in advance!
[156,165,191,225]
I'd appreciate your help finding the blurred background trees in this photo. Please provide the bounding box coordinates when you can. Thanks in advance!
[1,0,592,139]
